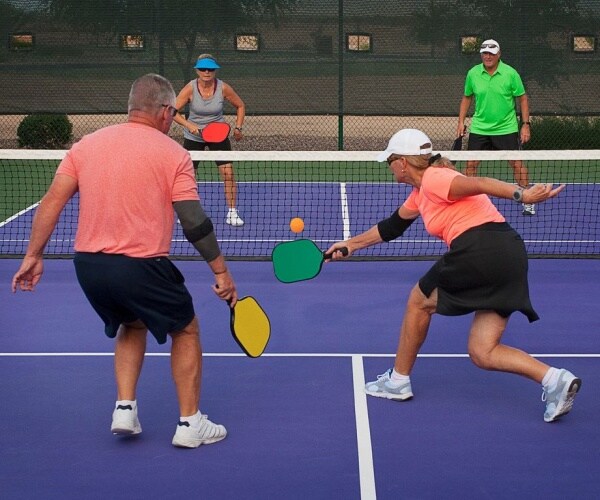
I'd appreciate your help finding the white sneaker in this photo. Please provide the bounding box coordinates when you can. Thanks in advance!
[542,369,581,423]
[226,208,244,227]
[111,402,142,435]
[172,414,227,448]
[522,203,536,216]
[364,368,414,401]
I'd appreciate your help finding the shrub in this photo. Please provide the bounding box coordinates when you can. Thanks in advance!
[17,113,73,149]
[526,116,600,149]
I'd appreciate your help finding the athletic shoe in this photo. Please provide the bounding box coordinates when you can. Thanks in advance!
[172,414,227,448]
[542,369,582,423]
[522,203,536,216]
[226,208,244,226]
[364,368,413,401]
[111,403,142,435]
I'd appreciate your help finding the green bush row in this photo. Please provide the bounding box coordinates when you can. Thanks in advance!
[17,113,73,149]
[526,116,600,149]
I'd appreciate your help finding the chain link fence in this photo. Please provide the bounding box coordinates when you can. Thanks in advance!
[2,0,600,150]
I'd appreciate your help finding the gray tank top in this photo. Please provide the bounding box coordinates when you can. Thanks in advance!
[183,79,225,142]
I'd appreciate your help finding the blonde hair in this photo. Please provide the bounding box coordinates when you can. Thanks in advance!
[197,53,216,62]
[389,153,455,170]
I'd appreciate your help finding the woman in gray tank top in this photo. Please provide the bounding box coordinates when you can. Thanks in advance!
[173,54,246,227]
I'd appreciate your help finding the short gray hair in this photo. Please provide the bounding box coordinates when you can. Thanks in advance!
[128,73,175,113]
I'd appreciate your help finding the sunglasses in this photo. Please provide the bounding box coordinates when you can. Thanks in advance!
[480,44,498,49]
[197,68,216,72]
[386,155,402,166]
[162,104,178,117]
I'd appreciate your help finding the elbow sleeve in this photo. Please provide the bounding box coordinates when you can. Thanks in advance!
[174,200,221,261]
[377,210,415,242]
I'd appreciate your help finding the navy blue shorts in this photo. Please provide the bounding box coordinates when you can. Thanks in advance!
[184,137,232,167]
[73,252,195,344]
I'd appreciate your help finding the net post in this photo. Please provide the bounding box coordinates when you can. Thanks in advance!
[337,0,344,151]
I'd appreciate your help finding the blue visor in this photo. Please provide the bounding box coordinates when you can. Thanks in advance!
[194,58,220,70]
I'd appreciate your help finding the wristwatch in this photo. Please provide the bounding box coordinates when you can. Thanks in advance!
[512,187,524,202]
[235,126,243,131]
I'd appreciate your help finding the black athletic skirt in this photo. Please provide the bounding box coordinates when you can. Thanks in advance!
[419,222,539,322]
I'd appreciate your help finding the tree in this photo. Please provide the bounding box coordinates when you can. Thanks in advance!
[42,0,299,81]
[410,0,590,87]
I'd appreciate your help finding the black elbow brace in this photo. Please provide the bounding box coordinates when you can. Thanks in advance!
[377,210,415,242]
[182,218,214,243]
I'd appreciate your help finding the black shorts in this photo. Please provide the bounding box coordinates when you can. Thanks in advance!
[468,132,520,151]
[418,222,539,322]
[183,137,232,167]
[73,252,195,344]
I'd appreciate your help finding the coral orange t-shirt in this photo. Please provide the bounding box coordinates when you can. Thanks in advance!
[403,167,505,246]
[56,122,199,257]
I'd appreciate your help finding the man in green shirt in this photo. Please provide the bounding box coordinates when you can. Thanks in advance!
[457,39,535,215]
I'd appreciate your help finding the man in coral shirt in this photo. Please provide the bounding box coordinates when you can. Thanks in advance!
[12,74,236,448]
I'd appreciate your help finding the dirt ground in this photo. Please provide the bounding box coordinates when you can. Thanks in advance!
[0,114,460,151]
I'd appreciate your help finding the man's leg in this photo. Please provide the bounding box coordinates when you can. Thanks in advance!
[509,159,536,214]
[464,160,481,177]
[170,316,227,447]
[114,319,148,400]
[111,320,147,435]
[508,159,530,189]
[465,132,489,177]
[170,316,201,416]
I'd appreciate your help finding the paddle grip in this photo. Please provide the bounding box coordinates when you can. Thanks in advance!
[323,246,348,260]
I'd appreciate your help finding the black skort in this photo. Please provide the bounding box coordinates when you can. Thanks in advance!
[183,137,232,167]
[419,222,539,322]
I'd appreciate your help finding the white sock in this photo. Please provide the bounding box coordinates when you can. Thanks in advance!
[180,410,202,426]
[389,369,410,387]
[115,399,136,410]
[542,367,560,388]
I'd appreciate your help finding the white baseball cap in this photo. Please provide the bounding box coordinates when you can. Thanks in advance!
[376,129,433,162]
[480,39,500,54]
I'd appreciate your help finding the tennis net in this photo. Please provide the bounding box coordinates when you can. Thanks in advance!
[1,149,599,259]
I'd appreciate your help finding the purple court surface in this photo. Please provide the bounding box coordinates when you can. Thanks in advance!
[3,182,597,258]
[1,258,599,499]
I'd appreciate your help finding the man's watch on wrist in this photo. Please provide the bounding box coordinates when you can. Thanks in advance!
[512,187,524,202]
[235,126,243,131]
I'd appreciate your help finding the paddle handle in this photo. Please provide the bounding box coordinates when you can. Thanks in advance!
[323,246,348,260]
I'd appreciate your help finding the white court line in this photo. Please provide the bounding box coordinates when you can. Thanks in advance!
[340,182,352,240]
[2,352,596,498]
[352,355,377,500]
[0,202,39,227]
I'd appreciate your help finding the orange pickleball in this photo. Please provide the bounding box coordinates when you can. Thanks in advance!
[289,217,305,233]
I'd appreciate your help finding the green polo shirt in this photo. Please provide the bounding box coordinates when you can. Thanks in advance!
[464,60,526,135]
